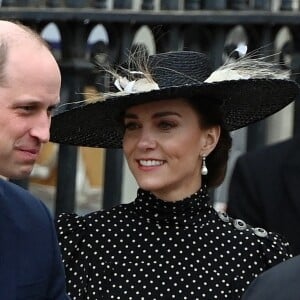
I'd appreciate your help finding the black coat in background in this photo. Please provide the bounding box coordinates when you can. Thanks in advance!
[227,136,300,255]
[242,255,300,300]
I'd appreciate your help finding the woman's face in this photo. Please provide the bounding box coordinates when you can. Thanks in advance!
[123,98,220,201]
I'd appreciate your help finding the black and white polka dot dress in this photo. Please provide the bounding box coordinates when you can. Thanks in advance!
[57,188,291,299]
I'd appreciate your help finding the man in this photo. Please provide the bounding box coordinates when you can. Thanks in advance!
[0,20,68,299]
[227,136,300,255]
[242,255,300,300]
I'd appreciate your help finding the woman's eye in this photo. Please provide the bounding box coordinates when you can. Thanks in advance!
[124,122,139,130]
[159,121,175,130]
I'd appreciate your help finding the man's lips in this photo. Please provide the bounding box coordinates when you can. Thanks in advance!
[21,148,39,154]
[16,147,40,160]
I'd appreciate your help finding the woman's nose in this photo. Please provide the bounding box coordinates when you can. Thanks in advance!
[136,130,156,150]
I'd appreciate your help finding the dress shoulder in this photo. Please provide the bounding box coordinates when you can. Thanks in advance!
[56,213,89,262]
[56,212,96,299]
[217,211,292,267]
[56,206,131,262]
[56,206,131,299]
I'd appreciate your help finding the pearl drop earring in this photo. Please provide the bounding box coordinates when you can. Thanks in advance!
[201,155,208,176]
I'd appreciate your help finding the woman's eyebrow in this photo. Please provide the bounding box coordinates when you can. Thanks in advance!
[124,111,182,119]
[153,111,181,118]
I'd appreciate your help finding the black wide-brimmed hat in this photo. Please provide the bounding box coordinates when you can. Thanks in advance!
[50,50,299,148]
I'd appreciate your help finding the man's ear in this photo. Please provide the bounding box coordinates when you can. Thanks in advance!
[200,125,221,156]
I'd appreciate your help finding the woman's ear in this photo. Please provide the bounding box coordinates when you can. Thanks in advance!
[200,125,221,155]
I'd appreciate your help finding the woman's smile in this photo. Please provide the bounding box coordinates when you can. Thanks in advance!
[138,159,165,167]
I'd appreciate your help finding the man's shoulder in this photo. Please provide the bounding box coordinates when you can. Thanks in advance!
[242,256,300,300]
[0,178,50,221]
[0,178,37,202]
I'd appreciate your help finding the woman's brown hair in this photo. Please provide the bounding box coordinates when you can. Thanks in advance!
[188,98,232,188]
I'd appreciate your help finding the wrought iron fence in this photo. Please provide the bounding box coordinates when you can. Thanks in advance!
[1,0,300,215]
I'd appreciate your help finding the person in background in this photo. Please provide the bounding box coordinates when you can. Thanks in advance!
[51,49,299,299]
[227,135,300,255]
[242,254,300,300]
[0,20,68,299]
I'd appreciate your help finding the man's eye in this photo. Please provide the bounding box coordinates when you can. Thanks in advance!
[19,106,34,111]
[48,106,56,116]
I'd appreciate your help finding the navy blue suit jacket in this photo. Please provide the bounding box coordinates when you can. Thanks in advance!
[242,255,300,299]
[0,179,68,299]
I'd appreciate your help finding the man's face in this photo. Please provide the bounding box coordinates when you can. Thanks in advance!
[0,42,61,179]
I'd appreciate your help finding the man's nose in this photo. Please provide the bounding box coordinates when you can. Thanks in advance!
[29,113,51,143]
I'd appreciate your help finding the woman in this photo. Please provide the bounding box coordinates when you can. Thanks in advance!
[51,50,299,299]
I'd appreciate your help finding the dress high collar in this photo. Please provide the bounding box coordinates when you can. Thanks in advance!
[133,187,210,225]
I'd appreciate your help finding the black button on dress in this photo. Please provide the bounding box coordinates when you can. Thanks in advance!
[57,188,291,299]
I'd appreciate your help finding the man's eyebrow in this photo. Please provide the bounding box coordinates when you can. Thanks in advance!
[14,100,59,107]
[14,99,39,104]
[12,100,40,108]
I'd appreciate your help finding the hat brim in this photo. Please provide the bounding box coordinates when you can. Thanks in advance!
[50,78,299,148]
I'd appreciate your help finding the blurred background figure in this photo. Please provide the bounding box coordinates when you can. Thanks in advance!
[242,255,300,300]
[227,135,300,255]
